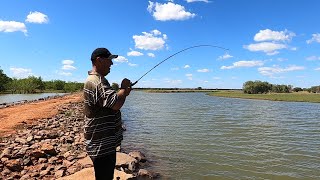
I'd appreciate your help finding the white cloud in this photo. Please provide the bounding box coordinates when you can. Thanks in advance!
[26,11,49,24]
[165,79,183,85]
[221,60,264,69]
[258,65,305,77]
[315,68,320,71]
[10,67,33,78]
[218,53,233,60]
[306,33,320,44]
[254,29,295,42]
[171,67,179,71]
[133,29,167,50]
[62,65,76,70]
[62,60,76,70]
[127,50,143,56]
[59,72,72,76]
[0,20,27,34]
[62,60,74,65]
[186,0,210,2]
[152,29,161,36]
[197,68,210,72]
[213,77,221,80]
[244,42,287,55]
[184,65,190,68]
[114,56,128,63]
[147,1,196,21]
[147,53,155,57]
[128,63,138,67]
[306,56,320,61]
[186,73,193,80]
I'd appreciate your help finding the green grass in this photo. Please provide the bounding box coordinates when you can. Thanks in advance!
[207,90,320,103]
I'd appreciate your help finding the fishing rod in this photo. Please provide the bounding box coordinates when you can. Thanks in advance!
[130,44,229,87]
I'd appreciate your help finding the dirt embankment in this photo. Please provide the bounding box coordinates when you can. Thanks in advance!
[0,93,83,136]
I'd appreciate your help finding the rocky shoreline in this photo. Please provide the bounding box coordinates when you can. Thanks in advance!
[0,100,159,179]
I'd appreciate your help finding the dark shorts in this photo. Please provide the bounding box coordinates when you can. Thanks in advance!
[90,153,116,180]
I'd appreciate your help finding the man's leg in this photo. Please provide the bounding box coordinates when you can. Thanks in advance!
[90,153,116,180]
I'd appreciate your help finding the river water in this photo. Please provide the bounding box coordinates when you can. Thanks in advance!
[0,93,67,104]
[121,91,320,179]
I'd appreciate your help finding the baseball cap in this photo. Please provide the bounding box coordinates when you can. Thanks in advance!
[91,48,118,61]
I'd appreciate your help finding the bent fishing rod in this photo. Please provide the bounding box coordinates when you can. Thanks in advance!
[130,44,229,87]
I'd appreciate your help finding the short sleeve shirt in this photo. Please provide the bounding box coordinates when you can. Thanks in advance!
[83,71,123,157]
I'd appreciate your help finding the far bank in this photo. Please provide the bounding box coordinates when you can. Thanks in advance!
[207,90,320,103]
[139,89,320,103]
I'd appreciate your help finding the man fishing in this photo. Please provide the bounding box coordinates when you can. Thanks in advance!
[83,47,132,180]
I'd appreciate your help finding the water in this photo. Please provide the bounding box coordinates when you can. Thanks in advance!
[121,91,320,179]
[0,93,67,104]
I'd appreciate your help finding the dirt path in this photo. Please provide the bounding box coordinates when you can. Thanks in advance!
[0,93,82,136]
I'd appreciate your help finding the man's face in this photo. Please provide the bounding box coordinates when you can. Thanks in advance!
[96,57,113,76]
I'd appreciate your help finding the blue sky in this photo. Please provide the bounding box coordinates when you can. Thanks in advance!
[0,0,319,89]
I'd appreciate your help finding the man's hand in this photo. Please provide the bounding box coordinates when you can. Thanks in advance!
[120,78,132,96]
[112,78,132,111]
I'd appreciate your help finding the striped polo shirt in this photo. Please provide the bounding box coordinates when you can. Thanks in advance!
[83,71,123,157]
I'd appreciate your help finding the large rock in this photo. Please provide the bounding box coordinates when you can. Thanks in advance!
[116,152,138,172]
[5,159,23,172]
[57,167,134,180]
[77,156,93,168]
[14,137,27,145]
[0,147,12,158]
[114,169,135,180]
[138,169,160,179]
[116,152,138,167]
[128,151,146,163]
[29,150,46,159]
[55,169,66,178]
[41,143,57,156]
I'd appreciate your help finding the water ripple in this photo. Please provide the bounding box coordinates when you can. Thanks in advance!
[121,92,320,179]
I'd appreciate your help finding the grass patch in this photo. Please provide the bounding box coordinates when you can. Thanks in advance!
[207,90,320,103]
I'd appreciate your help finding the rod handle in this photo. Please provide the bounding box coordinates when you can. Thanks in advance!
[131,81,138,87]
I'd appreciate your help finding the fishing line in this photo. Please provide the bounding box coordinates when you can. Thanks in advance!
[130,44,229,87]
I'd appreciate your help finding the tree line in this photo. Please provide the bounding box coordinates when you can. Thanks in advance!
[243,80,320,94]
[0,68,83,94]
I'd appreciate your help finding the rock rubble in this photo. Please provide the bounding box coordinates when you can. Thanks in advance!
[0,101,159,179]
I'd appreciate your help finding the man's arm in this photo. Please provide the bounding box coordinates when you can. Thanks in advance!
[112,88,129,110]
[111,78,131,111]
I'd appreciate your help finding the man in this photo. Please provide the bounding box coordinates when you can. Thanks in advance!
[83,47,132,180]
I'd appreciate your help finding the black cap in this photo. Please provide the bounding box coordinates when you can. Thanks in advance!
[91,48,118,61]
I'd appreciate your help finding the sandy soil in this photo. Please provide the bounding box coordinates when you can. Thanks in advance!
[0,93,82,136]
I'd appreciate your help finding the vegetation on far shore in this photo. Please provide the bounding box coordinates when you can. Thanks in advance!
[207,90,320,103]
[138,80,320,103]
[0,68,83,94]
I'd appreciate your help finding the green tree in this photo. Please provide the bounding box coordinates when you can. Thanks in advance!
[44,80,56,90]
[243,80,295,94]
[310,86,320,93]
[243,80,271,94]
[0,68,11,92]
[111,83,119,91]
[64,82,83,92]
[54,80,66,90]
[7,78,19,93]
[293,87,303,92]
[243,81,255,94]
